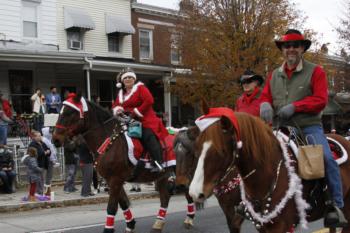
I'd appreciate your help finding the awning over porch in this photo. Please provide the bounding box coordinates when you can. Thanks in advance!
[105,14,135,35]
[64,7,95,30]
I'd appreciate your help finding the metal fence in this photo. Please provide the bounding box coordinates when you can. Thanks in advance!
[8,144,66,185]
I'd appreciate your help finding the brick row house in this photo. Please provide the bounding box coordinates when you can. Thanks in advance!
[0,0,194,133]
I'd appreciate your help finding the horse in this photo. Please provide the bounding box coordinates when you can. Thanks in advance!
[189,107,350,233]
[52,94,197,233]
[174,126,244,233]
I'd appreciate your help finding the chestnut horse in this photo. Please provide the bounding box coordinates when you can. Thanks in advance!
[52,95,196,233]
[174,126,243,233]
[189,108,350,233]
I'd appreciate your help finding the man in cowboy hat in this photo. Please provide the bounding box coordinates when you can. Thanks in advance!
[260,29,347,227]
[235,70,264,117]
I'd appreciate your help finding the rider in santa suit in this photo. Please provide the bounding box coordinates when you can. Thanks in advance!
[112,68,168,172]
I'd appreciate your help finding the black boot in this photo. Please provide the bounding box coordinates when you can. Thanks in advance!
[324,202,348,228]
[128,160,145,182]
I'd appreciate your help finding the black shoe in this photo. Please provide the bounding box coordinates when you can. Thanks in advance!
[135,188,141,192]
[130,188,136,192]
[324,204,348,228]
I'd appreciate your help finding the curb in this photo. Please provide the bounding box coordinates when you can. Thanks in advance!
[0,191,159,213]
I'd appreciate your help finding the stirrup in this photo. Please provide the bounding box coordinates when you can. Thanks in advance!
[324,205,348,228]
[151,161,164,173]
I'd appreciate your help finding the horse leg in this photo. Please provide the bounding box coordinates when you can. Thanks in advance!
[103,179,123,233]
[183,190,195,229]
[150,178,171,233]
[118,187,136,233]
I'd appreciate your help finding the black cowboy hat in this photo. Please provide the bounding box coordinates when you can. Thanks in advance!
[239,70,264,86]
[275,29,311,52]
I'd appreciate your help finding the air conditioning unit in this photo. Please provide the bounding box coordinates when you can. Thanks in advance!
[69,40,82,50]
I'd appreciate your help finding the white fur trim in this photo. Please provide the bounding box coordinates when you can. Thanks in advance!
[62,101,81,113]
[195,118,220,132]
[121,72,137,81]
[239,134,309,229]
[116,82,122,88]
[327,137,348,165]
[133,108,143,118]
[237,141,243,149]
[118,82,144,104]
[112,106,124,116]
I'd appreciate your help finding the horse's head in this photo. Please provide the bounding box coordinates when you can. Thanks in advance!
[174,126,200,190]
[189,114,238,202]
[52,93,87,147]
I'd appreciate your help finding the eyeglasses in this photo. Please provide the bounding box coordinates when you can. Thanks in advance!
[282,41,303,49]
[123,76,135,80]
[241,79,254,85]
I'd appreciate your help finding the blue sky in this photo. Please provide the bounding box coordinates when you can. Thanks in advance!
[138,0,343,54]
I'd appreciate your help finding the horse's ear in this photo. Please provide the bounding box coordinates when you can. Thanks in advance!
[73,93,82,103]
[201,99,209,115]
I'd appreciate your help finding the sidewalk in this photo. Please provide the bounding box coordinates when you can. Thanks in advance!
[0,183,158,213]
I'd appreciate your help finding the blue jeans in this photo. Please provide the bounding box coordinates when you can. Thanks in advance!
[0,124,8,145]
[301,125,344,208]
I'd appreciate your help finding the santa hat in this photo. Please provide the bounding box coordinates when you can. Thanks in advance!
[116,71,137,88]
[62,93,88,118]
[195,107,242,149]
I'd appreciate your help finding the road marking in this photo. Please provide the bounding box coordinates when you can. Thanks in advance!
[312,229,341,233]
[30,223,105,233]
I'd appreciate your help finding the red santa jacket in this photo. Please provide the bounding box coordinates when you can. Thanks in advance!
[112,82,168,141]
[235,87,262,117]
[1,99,12,118]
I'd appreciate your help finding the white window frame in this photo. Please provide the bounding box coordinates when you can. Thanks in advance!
[139,29,153,60]
[170,34,181,65]
[22,1,40,39]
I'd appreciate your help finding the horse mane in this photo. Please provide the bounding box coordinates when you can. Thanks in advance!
[87,101,113,124]
[235,112,280,168]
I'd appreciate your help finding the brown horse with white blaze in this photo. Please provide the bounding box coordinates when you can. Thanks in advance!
[52,94,196,233]
[189,107,350,233]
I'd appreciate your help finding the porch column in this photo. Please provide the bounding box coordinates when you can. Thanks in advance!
[163,74,172,127]
[85,69,91,101]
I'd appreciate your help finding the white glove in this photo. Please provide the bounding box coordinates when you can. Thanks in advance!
[112,106,124,116]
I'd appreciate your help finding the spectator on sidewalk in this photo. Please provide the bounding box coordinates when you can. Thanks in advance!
[21,147,43,202]
[45,86,61,114]
[31,88,46,131]
[63,138,79,193]
[0,145,16,194]
[41,127,60,196]
[0,91,13,145]
[28,130,51,195]
[76,136,94,197]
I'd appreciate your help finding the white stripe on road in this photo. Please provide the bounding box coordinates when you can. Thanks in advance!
[30,223,105,233]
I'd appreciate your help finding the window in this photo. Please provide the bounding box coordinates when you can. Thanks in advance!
[22,1,38,38]
[108,33,121,53]
[67,29,83,50]
[170,34,181,64]
[139,29,153,60]
[9,70,33,114]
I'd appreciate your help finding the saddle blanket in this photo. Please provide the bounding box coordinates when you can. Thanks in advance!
[276,131,348,165]
[98,133,176,169]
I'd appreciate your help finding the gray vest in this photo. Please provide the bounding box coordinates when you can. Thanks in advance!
[271,60,322,128]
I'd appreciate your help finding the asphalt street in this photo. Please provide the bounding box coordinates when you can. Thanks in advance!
[0,195,335,233]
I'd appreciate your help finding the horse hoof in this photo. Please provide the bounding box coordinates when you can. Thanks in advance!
[184,216,194,229]
[150,219,165,233]
[103,228,115,233]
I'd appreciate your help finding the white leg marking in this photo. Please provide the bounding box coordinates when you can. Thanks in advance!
[189,141,212,200]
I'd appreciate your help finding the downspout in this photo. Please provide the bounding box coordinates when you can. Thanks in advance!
[84,57,92,101]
